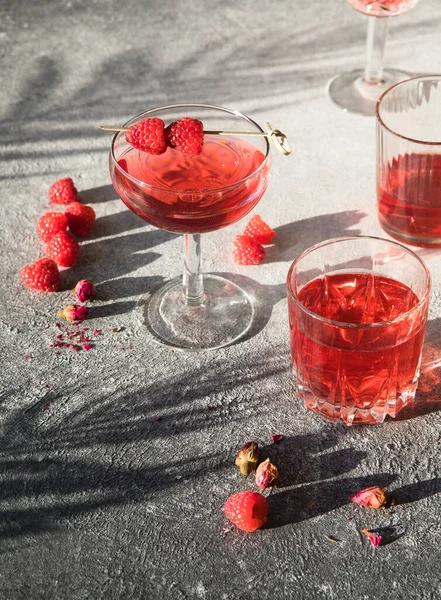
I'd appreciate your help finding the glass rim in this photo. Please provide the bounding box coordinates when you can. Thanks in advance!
[110,103,271,194]
[376,74,441,146]
[286,235,431,330]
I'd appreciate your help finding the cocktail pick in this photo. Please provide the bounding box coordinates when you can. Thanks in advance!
[98,121,292,155]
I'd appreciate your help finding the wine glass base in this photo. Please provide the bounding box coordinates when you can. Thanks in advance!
[327,68,410,116]
[137,274,255,351]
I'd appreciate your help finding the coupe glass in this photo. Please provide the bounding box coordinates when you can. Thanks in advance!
[328,0,419,116]
[109,104,271,351]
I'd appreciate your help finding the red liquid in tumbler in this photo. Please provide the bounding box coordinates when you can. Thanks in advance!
[112,136,268,234]
[378,153,441,246]
[289,272,427,424]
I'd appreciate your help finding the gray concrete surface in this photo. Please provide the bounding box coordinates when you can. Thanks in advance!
[1,0,441,598]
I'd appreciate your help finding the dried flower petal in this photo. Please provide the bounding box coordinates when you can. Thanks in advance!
[351,486,389,509]
[235,441,259,475]
[255,457,279,490]
[272,434,284,444]
[361,529,382,547]
[57,304,89,322]
[75,280,96,303]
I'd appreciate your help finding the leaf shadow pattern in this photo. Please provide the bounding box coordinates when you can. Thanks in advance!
[0,453,229,541]
[0,352,292,540]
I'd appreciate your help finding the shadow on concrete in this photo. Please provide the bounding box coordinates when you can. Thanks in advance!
[266,473,396,528]
[258,428,367,487]
[392,478,441,505]
[366,525,405,546]
[0,350,293,540]
[265,210,367,264]
[393,317,441,420]
[79,184,118,205]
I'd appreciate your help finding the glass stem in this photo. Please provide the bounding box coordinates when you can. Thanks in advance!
[182,234,204,306]
[364,16,390,84]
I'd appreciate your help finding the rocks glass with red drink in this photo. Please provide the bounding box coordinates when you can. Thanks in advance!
[287,236,430,425]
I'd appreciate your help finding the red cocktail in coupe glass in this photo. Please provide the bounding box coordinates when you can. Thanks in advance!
[109,104,271,351]
[328,0,419,116]
[377,75,441,246]
[287,236,430,425]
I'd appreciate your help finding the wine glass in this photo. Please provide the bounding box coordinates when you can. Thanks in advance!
[109,104,271,351]
[328,0,419,116]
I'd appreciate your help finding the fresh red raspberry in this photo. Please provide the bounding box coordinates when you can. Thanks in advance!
[65,202,96,237]
[165,118,204,156]
[125,118,167,154]
[36,212,69,243]
[20,258,61,292]
[46,231,80,267]
[232,235,265,265]
[48,178,79,205]
[243,215,276,245]
[223,491,268,532]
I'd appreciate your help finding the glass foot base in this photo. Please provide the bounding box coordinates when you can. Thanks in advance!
[137,274,255,351]
[327,68,410,116]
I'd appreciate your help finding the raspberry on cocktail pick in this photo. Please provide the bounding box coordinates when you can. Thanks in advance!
[164,117,204,156]
[99,119,292,156]
[125,117,167,155]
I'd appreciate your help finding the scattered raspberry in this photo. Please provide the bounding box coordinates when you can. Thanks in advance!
[126,118,167,155]
[65,202,96,237]
[20,258,61,292]
[243,215,275,245]
[48,178,78,205]
[46,231,80,267]
[223,491,268,532]
[165,118,204,155]
[36,212,69,243]
[232,235,265,265]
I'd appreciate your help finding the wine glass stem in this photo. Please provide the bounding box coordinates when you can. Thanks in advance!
[182,233,204,306]
[364,16,390,84]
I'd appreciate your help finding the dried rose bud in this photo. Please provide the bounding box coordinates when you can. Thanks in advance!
[350,486,389,509]
[75,279,95,302]
[361,529,382,547]
[255,457,279,490]
[57,304,89,322]
[235,441,259,475]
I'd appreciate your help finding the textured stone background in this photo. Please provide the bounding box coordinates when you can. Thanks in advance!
[1,0,441,598]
